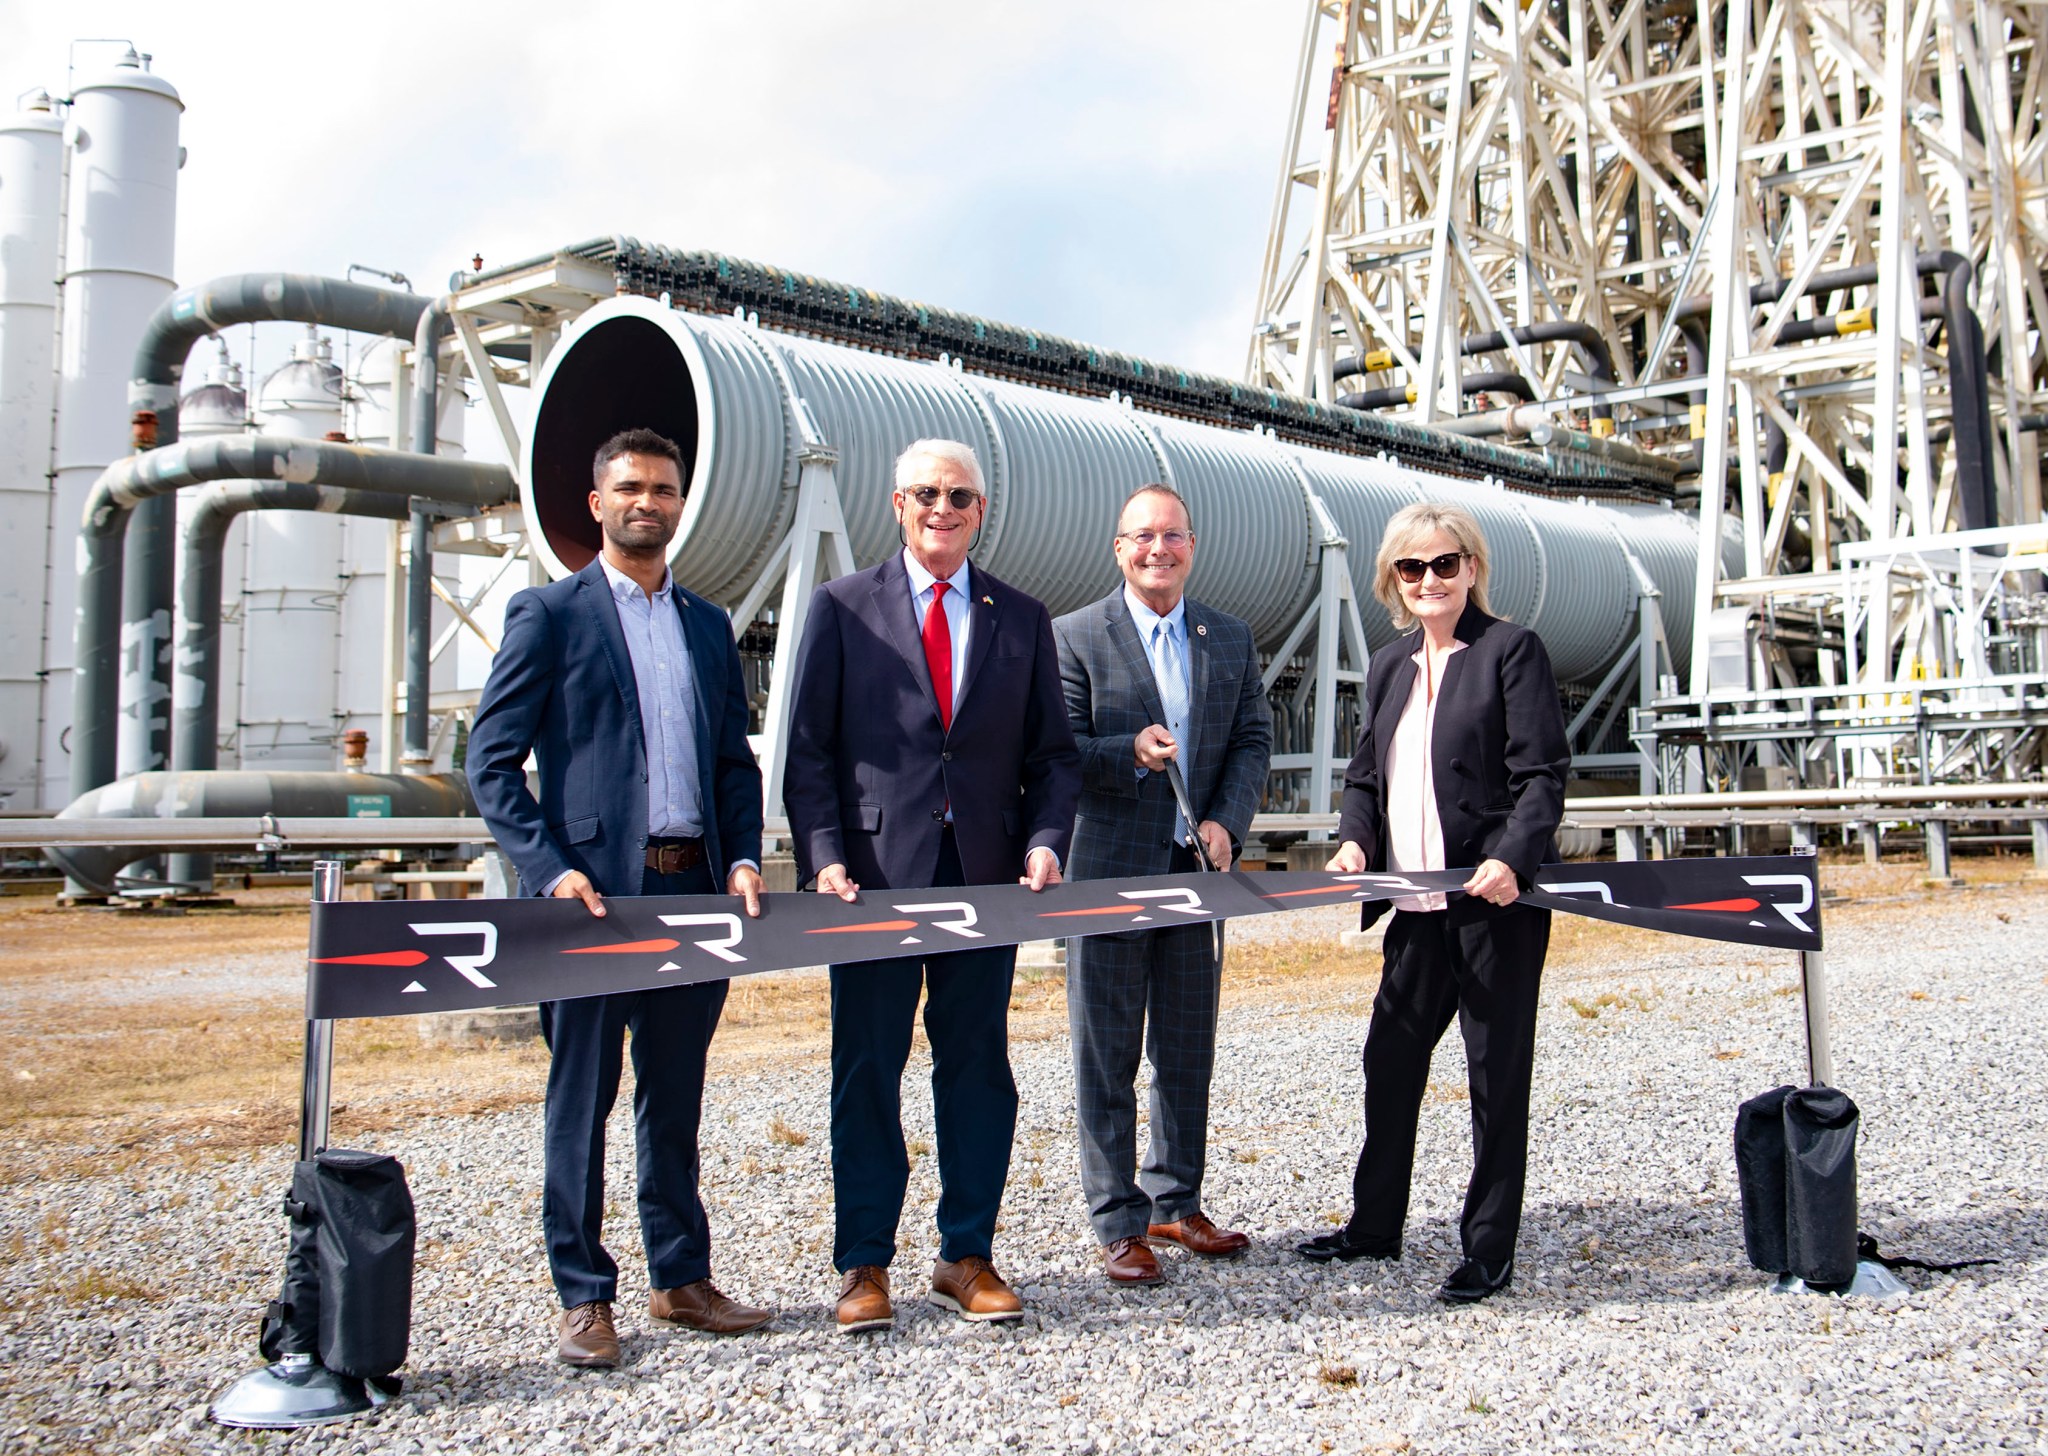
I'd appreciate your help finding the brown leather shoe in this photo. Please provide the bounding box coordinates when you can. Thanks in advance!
[836,1265,893,1335]
[1148,1213,1251,1258]
[649,1279,771,1334]
[558,1300,619,1368]
[1102,1236,1163,1285]
[929,1255,1024,1322]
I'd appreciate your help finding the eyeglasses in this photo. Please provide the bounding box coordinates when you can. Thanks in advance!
[1392,551,1469,583]
[1119,529,1192,550]
[904,486,982,511]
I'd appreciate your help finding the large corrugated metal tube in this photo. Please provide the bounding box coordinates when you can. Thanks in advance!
[526,297,1728,688]
[71,436,515,801]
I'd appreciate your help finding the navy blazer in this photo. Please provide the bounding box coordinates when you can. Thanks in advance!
[783,553,1081,891]
[1054,591,1271,879]
[467,558,764,898]
[1336,601,1568,921]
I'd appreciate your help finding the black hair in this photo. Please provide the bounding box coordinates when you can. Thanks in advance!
[592,428,684,487]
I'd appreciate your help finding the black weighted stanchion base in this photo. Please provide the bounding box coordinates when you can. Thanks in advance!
[1768,1262,1909,1299]
[209,1354,395,1428]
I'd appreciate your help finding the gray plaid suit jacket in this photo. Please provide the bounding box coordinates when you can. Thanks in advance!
[1053,590,1271,877]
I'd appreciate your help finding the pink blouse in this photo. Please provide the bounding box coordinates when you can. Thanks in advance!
[1384,639,1466,913]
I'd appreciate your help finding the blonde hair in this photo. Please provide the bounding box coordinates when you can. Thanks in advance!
[1373,502,1493,630]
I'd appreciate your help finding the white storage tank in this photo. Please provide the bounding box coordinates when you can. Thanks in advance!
[43,48,181,809]
[0,92,65,809]
[236,328,345,770]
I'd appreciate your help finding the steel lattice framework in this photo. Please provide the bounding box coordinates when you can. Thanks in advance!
[1248,0,2048,792]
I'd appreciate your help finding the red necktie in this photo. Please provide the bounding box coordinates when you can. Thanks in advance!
[922,581,953,731]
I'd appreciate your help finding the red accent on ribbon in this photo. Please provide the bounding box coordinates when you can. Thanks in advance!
[562,938,682,955]
[807,920,919,935]
[1670,898,1761,912]
[312,950,430,966]
[1038,905,1144,918]
[923,581,953,730]
[1261,885,1356,900]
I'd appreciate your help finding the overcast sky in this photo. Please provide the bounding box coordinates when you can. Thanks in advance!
[3,0,1307,379]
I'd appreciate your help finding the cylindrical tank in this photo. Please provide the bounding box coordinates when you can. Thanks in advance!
[237,328,347,771]
[45,49,181,809]
[0,91,66,809]
[525,296,1720,685]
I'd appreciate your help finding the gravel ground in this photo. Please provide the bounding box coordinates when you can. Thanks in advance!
[2,883,2043,1454]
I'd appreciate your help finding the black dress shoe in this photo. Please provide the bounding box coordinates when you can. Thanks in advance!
[1437,1258,1513,1304]
[1295,1229,1402,1263]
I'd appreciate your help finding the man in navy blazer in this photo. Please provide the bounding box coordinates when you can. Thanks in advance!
[468,428,770,1368]
[784,438,1080,1334]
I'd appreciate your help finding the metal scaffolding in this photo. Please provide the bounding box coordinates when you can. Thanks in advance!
[1247,0,2048,792]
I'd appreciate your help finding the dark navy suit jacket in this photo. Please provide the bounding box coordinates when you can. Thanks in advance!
[783,553,1080,891]
[1336,601,1568,925]
[467,558,763,898]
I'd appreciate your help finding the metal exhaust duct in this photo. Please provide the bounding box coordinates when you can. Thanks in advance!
[526,297,1729,685]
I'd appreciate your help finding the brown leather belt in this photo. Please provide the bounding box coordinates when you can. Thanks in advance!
[644,838,706,874]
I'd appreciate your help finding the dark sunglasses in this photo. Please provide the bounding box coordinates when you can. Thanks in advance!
[905,486,982,510]
[1393,551,1469,584]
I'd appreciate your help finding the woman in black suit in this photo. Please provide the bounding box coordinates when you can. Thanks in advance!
[1296,501,1569,1303]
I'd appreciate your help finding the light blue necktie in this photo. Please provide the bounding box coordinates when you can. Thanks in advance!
[1149,620,1189,754]
[1149,620,1193,844]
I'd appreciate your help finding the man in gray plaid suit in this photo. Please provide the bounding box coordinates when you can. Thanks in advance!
[1052,484,1272,1285]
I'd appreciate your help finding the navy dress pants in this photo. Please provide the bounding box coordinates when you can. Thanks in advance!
[1347,897,1548,1265]
[828,833,1018,1272]
[539,862,727,1309]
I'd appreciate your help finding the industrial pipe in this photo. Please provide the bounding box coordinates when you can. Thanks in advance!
[71,435,514,801]
[529,295,1723,688]
[405,298,455,772]
[49,769,474,896]
[167,481,413,889]
[1459,323,1618,421]
[118,276,430,781]
[1459,371,1539,403]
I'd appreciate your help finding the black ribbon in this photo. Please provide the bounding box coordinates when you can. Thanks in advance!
[306,855,1820,1020]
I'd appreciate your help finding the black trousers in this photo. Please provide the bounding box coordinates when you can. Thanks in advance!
[828,831,1018,1272]
[539,861,727,1309]
[1348,898,1549,1264]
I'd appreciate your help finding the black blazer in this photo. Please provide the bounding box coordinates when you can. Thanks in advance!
[783,553,1080,891]
[1336,602,1568,924]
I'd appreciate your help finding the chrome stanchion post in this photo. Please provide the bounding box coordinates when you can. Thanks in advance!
[211,859,394,1428]
[1798,950,1834,1088]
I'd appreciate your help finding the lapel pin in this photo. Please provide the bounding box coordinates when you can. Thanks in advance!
[981,594,994,606]
[1196,623,1208,637]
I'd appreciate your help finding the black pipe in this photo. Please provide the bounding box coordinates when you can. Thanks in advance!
[1460,323,1617,419]
[1929,253,1997,530]
[1459,371,1538,402]
[1335,385,1414,410]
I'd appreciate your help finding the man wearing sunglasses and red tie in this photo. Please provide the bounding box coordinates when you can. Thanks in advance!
[784,438,1080,1335]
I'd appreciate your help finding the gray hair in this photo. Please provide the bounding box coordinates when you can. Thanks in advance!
[893,439,985,496]
[1372,501,1495,629]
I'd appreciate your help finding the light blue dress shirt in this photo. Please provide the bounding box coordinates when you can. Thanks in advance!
[602,555,705,840]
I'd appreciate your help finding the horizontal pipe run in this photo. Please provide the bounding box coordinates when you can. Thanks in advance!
[72,437,516,801]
